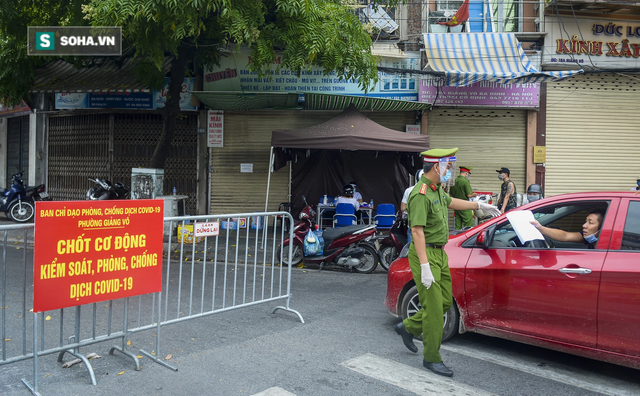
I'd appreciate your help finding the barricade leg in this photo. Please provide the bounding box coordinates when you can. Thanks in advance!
[140,292,177,371]
[109,298,141,371]
[56,306,98,386]
[21,312,41,396]
[271,235,304,323]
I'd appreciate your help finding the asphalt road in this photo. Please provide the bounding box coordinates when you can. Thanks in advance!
[1,244,640,396]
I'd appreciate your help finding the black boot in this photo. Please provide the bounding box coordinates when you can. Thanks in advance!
[393,322,418,353]
[423,360,453,377]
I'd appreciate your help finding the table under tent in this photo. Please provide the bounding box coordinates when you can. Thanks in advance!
[265,104,430,228]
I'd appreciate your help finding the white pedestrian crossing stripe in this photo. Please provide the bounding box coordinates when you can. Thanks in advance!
[341,353,496,396]
[441,344,639,396]
[251,387,297,396]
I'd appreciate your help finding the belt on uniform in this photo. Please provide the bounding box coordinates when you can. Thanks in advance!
[425,243,445,249]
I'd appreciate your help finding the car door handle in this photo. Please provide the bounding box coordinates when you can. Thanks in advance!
[559,267,592,274]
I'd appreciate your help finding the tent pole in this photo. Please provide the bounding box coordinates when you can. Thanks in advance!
[265,146,273,213]
[288,161,292,204]
[263,147,274,250]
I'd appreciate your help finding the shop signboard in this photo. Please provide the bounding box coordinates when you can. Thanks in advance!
[207,110,223,148]
[203,49,420,101]
[0,99,31,118]
[33,199,164,312]
[544,16,640,69]
[419,79,540,109]
[54,78,197,111]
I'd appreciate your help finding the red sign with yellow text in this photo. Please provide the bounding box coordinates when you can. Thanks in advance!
[33,199,164,312]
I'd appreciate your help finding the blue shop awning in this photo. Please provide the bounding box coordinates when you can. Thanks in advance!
[424,33,582,87]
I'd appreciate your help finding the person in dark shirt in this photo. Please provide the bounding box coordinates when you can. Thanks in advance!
[530,209,604,249]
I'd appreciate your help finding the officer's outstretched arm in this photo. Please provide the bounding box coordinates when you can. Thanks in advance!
[448,198,478,210]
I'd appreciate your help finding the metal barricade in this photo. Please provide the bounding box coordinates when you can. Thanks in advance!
[0,211,302,395]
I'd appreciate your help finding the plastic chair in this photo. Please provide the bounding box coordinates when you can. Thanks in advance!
[333,203,357,227]
[374,203,396,230]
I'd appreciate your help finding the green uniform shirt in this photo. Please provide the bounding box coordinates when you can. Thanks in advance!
[407,176,452,245]
[449,175,472,201]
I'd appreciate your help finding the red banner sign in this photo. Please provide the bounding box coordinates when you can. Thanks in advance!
[33,199,164,312]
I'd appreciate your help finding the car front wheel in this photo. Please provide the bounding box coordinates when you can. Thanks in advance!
[400,285,459,342]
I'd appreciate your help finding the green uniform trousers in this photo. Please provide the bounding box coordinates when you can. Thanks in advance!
[454,209,473,229]
[403,245,452,363]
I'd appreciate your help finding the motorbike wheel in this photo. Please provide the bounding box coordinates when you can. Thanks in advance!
[8,201,35,223]
[379,246,398,271]
[353,244,379,274]
[400,285,459,342]
[277,244,303,266]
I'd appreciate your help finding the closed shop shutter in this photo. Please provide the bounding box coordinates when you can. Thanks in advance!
[48,113,199,212]
[546,73,640,196]
[6,116,30,187]
[210,110,415,214]
[427,108,527,196]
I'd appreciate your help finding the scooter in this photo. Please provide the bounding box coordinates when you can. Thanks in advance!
[375,212,408,271]
[86,178,130,200]
[26,184,51,202]
[277,196,379,274]
[1,172,35,222]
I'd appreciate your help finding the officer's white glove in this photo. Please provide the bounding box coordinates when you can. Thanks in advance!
[420,263,434,289]
[478,202,501,218]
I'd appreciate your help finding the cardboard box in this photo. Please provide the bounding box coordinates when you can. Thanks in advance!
[177,224,204,244]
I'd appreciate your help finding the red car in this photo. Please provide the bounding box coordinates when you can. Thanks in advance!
[385,192,640,370]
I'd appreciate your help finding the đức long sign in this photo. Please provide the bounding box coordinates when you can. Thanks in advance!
[33,200,164,312]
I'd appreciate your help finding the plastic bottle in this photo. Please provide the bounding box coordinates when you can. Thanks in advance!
[370,199,374,208]
[173,186,177,196]
[323,194,328,205]
[314,224,324,255]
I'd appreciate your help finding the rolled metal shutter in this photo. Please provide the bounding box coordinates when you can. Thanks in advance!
[427,108,527,195]
[546,74,640,196]
[209,110,415,214]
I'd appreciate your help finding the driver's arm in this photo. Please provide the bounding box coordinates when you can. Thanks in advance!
[531,220,584,243]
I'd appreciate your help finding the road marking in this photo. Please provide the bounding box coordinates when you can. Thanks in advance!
[441,344,639,396]
[341,353,496,396]
[251,387,297,396]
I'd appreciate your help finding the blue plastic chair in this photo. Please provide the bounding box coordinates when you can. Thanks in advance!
[333,203,357,227]
[374,203,396,230]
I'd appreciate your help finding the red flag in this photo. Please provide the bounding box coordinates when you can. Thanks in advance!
[438,0,470,27]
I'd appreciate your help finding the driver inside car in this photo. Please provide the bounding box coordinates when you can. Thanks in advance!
[530,209,604,249]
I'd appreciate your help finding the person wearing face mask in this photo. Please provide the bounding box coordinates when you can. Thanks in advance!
[526,184,543,203]
[348,181,364,203]
[496,167,517,214]
[530,209,605,249]
[449,166,478,229]
[632,177,640,193]
[393,148,500,378]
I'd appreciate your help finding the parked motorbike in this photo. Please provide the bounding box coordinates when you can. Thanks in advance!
[26,183,51,202]
[1,172,36,222]
[375,212,408,271]
[277,196,379,274]
[86,178,130,200]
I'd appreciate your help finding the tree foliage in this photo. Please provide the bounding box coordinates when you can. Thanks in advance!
[84,0,379,91]
[1,0,381,167]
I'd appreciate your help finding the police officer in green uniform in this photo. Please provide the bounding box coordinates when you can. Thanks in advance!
[449,166,477,229]
[393,148,500,377]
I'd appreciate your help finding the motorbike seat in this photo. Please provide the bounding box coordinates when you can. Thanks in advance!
[322,225,371,247]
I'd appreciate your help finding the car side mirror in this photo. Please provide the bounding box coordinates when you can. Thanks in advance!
[475,225,495,248]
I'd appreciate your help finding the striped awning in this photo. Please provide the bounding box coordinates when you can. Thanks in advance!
[192,91,430,112]
[424,33,582,87]
[191,92,300,111]
[30,58,172,93]
[304,93,430,111]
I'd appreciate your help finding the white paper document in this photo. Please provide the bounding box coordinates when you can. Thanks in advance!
[506,210,545,245]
